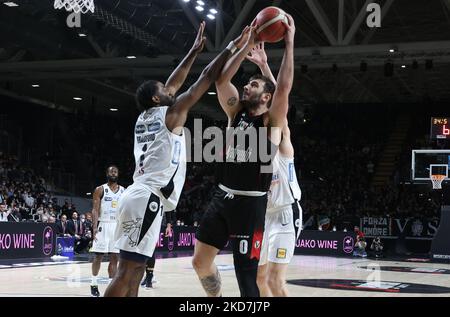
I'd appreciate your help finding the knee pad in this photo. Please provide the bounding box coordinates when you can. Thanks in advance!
[146,255,156,269]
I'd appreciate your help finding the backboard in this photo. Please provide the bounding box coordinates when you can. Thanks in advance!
[411,149,450,182]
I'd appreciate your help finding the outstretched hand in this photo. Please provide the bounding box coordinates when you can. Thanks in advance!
[192,21,206,53]
[246,42,267,66]
[244,26,261,50]
[282,13,295,44]
[233,25,251,49]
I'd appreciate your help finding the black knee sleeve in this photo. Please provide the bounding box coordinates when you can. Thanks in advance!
[232,252,260,297]
[146,255,156,272]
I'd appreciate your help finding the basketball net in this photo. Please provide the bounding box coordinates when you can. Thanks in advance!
[431,174,446,189]
[54,0,95,14]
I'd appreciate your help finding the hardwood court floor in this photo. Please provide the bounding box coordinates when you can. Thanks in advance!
[0,253,449,297]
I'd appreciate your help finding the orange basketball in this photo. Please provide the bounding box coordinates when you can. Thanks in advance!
[254,7,288,43]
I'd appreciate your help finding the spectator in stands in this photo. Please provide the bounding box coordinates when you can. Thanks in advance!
[0,202,11,222]
[38,205,50,222]
[47,216,56,224]
[51,198,61,215]
[8,203,22,222]
[62,199,70,217]
[23,191,35,208]
[370,236,384,258]
[80,213,93,249]
[67,211,88,253]
[353,226,367,257]
[56,214,70,237]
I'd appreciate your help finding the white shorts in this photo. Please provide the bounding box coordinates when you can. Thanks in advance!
[114,183,164,258]
[90,221,119,254]
[259,202,302,266]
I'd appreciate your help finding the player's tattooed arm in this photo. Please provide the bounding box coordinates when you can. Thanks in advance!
[199,267,222,297]
[215,26,256,121]
[227,97,238,107]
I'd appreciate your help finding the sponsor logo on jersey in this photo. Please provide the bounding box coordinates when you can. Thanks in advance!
[104,197,113,201]
[147,121,162,133]
[236,118,254,131]
[254,240,261,249]
[288,163,294,182]
[137,134,156,143]
[276,248,287,259]
[172,140,181,164]
[135,125,146,134]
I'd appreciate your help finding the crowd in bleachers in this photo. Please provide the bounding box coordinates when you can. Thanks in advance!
[0,152,94,252]
[1,102,445,232]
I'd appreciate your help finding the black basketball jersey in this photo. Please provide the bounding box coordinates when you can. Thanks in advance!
[219,109,276,192]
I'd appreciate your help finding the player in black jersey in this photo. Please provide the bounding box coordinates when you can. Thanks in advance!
[193,15,296,297]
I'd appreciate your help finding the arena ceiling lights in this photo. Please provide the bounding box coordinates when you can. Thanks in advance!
[182,0,218,21]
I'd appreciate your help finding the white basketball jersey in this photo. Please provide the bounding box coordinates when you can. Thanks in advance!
[99,184,125,222]
[267,154,301,213]
[132,106,186,211]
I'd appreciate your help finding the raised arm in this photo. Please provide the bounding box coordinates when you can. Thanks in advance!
[164,22,206,97]
[268,14,295,129]
[215,26,256,121]
[165,29,250,133]
[91,186,102,241]
[246,42,276,85]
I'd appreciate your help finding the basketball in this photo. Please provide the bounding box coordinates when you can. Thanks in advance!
[254,7,288,43]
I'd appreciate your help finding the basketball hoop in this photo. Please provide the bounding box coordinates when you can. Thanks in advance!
[431,174,446,189]
[54,0,95,14]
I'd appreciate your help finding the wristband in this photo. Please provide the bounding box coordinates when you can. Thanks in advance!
[226,41,237,54]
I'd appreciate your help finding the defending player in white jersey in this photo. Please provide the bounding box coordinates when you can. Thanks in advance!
[89,165,125,297]
[104,22,251,297]
[246,43,302,297]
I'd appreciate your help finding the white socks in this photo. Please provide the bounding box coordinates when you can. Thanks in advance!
[91,275,98,286]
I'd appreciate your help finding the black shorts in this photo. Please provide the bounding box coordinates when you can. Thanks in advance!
[196,187,267,260]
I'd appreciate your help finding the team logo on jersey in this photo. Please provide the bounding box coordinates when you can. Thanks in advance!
[149,202,159,212]
[135,125,146,134]
[276,248,287,259]
[137,134,156,144]
[254,240,261,249]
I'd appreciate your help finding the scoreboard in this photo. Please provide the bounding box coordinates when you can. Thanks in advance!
[431,117,450,139]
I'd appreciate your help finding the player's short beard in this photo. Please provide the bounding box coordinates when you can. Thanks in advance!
[240,93,261,112]
[107,175,118,183]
